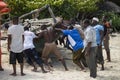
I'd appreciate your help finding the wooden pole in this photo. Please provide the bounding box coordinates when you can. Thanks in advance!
[48,6,57,23]
[19,5,49,19]
[0,14,4,71]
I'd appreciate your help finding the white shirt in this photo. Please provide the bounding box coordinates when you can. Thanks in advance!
[24,31,36,50]
[84,26,97,48]
[8,24,24,53]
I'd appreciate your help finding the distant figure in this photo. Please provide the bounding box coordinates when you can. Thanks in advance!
[102,16,111,62]
[2,22,9,37]
[38,25,68,71]
[92,17,104,70]
[7,16,25,76]
[23,27,47,73]
[4,22,9,30]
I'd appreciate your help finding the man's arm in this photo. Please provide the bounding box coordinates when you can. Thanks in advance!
[77,28,85,40]
[8,34,11,51]
[37,31,44,38]
[22,35,24,44]
[32,33,40,41]
[54,28,63,32]
[85,42,91,56]
[100,30,104,46]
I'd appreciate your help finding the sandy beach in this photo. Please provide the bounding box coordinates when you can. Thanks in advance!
[0,32,120,80]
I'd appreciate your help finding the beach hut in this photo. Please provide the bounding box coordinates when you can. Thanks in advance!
[99,1,120,13]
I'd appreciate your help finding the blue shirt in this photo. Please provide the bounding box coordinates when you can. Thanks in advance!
[94,24,104,45]
[62,29,83,51]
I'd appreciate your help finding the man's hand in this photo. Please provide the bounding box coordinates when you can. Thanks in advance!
[99,42,102,47]
[85,50,90,56]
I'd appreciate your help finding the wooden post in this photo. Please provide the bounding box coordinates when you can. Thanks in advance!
[0,14,4,71]
[48,6,57,23]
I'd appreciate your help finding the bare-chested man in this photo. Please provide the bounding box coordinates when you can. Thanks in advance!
[38,25,68,71]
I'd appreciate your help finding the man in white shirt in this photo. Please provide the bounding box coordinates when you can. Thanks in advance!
[8,16,25,76]
[23,27,47,73]
[83,19,97,78]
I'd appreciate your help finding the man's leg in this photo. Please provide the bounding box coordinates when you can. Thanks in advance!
[39,64,47,73]
[9,52,17,76]
[20,63,25,76]
[27,57,37,72]
[32,63,37,72]
[32,49,47,73]
[81,50,88,67]
[17,53,26,76]
[10,64,17,76]
[100,46,104,70]
[53,43,68,71]
[59,59,68,71]
[104,39,111,62]
[89,47,97,78]
[73,56,84,70]
[97,46,104,70]
[42,43,53,71]
[24,49,37,71]
[0,48,4,71]
[0,64,4,71]
[73,49,85,70]
[106,51,111,62]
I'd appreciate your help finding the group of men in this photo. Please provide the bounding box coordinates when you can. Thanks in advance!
[7,16,68,76]
[56,17,111,78]
[6,15,111,79]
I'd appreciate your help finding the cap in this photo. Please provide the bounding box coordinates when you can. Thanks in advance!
[92,17,99,22]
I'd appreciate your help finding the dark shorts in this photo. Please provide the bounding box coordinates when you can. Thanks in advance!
[24,48,43,65]
[9,51,24,64]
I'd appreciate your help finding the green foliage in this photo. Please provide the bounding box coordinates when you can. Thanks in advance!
[71,0,99,12]
[110,13,120,32]
[5,0,100,19]
[5,0,28,16]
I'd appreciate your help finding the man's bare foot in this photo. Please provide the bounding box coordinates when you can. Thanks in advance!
[81,69,86,72]
[31,68,37,72]
[21,73,26,76]
[105,59,111,62]
[10,73,17,76]
[42,70,47,73]
[47,67,54,71]
[107,60,111,62]
[48,63,53,67]
[101,67,104,70]
[65,68,69,71]
[49,68,54,71]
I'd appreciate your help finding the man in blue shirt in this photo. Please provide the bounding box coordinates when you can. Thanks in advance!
[92,17,104,70]
[55,25,85,71]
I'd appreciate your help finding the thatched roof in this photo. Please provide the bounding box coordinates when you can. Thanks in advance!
[100,1,120,13]
[108,0,120,6]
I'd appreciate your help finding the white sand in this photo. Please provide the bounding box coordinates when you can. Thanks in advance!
[0,33,120,80]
